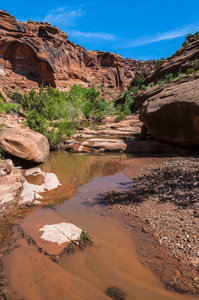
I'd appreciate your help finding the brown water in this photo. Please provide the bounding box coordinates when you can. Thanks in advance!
[4,151,196,300]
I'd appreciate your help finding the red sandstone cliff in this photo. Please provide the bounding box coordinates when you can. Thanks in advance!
[0,10,154,92]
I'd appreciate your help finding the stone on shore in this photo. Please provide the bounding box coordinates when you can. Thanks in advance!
[139,76,199,146]
[0,159,24,205]
[0,116,49,163]
[65,138,185,153]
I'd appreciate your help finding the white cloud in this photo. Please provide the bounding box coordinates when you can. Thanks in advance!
[67,29,116,41]
[43,6,85,27]
[42,6,116,42]
[115,24,199,49]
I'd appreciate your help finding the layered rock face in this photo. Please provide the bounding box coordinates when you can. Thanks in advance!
[134,36,199,146]
[143,39,199,85]
[0,10,154,92]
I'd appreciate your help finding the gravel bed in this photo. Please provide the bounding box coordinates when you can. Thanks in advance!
[103,157,199,268]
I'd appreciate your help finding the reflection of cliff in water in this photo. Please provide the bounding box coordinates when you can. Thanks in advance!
[28,151,127,205]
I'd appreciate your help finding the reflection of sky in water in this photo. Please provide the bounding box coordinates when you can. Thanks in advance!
[55,170,133,211]
[34,151,129,205]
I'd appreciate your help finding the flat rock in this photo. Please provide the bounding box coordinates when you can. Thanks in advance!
[65,138,185,153]
[20,208,82,256]
[39,223,82,245]
[21,167,61,204]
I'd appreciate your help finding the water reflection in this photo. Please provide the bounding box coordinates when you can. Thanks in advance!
[29,151,128,205]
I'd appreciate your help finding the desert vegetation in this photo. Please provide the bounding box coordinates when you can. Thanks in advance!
[182,32,199,47]
[0,85,116,144]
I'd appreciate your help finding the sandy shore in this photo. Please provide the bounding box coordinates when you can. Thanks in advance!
[102,155,199,294]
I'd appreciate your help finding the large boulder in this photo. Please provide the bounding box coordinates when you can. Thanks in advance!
[0,117,49,163]
[139,78,199,146]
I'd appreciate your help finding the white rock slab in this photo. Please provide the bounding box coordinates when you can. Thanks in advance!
[21,167,61,203]
[0,66,5,75]
[39,223,82,245]
[20,208,83,256]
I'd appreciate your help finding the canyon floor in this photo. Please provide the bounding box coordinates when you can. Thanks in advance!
[0,114,198,298]
[102,155,199,295]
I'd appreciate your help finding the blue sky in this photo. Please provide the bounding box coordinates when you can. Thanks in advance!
[1,0,199,60]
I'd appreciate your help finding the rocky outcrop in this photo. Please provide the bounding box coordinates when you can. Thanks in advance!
[0,116,49,162]
[139,77,199,146]
[143,39,199,85]
[64,138,185,153]
[133,34,199,146]
[0,159,24,205]
[0,10,154,92]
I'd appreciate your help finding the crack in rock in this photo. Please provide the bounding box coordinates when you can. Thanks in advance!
[39,223,82,245]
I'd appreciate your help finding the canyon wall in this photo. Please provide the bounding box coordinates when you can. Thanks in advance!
[0,10,154,92]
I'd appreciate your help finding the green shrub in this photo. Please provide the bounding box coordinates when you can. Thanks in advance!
[147,82,155,88]
[193,59,199,72]
[182,32,199,47]
[115,111,126,122]
[186,68,194,75]
[140,84,147,91]
[154,57,165,68]
[165,73,174,82]
[12,84,111,143]
[0,102,21,114]
[81,101,95,120]
[130,86,139,93]
[182,33,193,47]
[0,92,4,101]
[182,33,192,47]
[130,74,143,87]
[11,92,23,103]
[146,68,152,74]
[115,91,133,122]
[19,85,82,142]
[180,73,187,78]
[157,79,165,85]
[182,41,190,47]
[94,99,111,121]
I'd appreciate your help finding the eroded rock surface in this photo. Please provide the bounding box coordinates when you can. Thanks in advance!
[139,78,199,146]
[0,159,23,205]
[0,116,49,162]
[21,167,60,203]
[143,39,199,85]
[0,10,154,92]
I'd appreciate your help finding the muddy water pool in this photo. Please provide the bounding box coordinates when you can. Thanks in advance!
[4,151,197,300]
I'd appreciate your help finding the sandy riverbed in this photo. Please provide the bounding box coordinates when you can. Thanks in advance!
[102,155,199,294]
